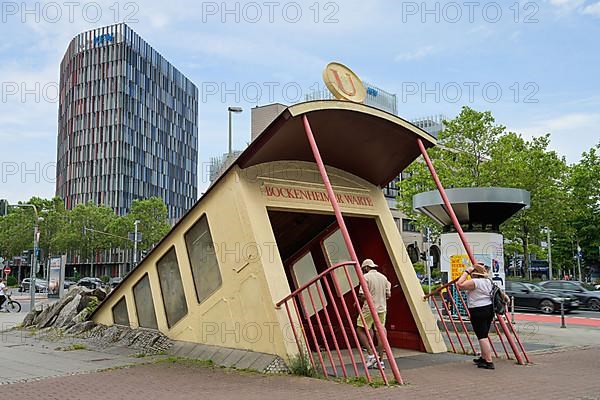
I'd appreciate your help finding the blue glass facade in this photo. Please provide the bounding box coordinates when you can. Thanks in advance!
[56,23,198,221]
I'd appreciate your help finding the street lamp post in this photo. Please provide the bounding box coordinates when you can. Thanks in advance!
[133,220,140,269]
[547,228,553,280]
[424,227,432,296]
[576,241,582,281]
[12,204,42,311]
[227,106,243,156]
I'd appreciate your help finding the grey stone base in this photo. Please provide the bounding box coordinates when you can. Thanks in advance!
[168,341,290,374]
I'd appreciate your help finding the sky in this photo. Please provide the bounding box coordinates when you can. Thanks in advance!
[1,0,599,203]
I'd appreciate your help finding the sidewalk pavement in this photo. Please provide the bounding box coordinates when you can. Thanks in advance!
[0,312,27,329]
[1,312,599,399]
[0,326,158,385]
[2,346,599,400]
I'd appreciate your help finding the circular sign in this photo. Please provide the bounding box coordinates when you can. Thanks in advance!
[3,267,11,275]
[322,62,366,103]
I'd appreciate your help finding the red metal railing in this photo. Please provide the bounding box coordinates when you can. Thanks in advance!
[276,261,399,384]
[423,280,530,364]
[417,137,531,365]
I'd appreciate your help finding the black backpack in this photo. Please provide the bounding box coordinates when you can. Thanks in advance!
[489,279,508,314]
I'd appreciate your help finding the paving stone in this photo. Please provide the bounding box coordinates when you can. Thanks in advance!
[248,353,278,372]
[221,349,248,368]
[196,344,221,361]
[186,345,207,360]
[210,348,234,366]
[171,342,195,358]
[234,352,264,370]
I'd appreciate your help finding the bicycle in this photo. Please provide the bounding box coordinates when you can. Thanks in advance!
[1,291,22,313]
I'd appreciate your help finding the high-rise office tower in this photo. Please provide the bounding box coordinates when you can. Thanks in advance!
[56,23,198,221]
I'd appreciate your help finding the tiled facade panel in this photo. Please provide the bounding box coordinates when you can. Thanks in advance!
[56,23,198,221]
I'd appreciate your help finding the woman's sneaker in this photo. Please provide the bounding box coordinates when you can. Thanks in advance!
[477,361,495,370]
[473,356,485,365]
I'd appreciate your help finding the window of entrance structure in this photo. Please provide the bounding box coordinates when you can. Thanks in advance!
[322,228,359,296]
[290,252,327,317]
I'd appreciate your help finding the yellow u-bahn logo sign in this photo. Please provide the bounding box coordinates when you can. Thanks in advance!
[322,62,366,103]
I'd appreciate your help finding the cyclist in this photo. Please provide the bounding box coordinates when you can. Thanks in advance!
[0,278,7,311]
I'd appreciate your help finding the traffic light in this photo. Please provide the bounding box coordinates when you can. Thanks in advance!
[0,199,8,216]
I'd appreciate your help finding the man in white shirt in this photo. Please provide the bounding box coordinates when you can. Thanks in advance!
[356,259,391,369]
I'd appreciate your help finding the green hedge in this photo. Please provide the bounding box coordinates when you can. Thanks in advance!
[7,275,17,287]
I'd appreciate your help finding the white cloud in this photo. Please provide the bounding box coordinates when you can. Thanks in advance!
[549,0,584,9]
[511,113,600,163]
[394,46,435,62]
[547,0,600,17]
[582,2,600,16]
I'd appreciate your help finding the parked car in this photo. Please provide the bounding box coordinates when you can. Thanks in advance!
[63,280,76,290]
[420,276,442,285]
[505,281,579,314]
[539,280,600,311]
[76,277,103,290]
[19,278,48,293]
[109,277,122,288]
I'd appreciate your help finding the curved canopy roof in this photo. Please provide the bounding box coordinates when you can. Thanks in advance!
[413,187,531,227]
[237,100,437,187]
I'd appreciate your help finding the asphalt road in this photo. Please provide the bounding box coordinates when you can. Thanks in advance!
[5,293,56,314]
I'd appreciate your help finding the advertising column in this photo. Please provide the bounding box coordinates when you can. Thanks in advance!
[441,232,506,290]
[48,256,66,298]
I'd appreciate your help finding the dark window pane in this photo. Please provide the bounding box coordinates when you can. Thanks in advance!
[133,274,158,329]
[112,296,129,326]
[407,245,419,263]
[563,283,578,290]
[402,218,418,233]
[184,215,222,304]
[157,247,188,327]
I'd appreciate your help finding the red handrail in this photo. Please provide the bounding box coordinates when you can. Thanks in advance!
[423,277,460,299]
[276,261,358,307]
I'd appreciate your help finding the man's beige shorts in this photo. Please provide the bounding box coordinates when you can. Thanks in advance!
[357,311,386,329]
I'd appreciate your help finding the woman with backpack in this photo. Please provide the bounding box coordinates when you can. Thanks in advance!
[456,262,505,370]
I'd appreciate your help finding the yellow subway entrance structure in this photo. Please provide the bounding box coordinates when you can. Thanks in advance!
[92,100,448,383]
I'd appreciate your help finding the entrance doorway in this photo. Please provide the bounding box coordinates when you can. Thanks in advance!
[268,209,425,351]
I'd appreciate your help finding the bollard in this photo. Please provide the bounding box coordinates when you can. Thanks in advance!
[560,301,566,328]
[511,296,515,324]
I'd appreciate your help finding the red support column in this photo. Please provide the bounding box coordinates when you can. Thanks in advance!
[416,138,526,365]
[302,115,403,384]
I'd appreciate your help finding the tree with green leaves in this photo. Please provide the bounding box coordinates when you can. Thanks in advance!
[484,133,569,273]
[399,106,507,238]
[0,206,35,258]
[567,143,600,278]
[399,106,570,276]
[52,202,117,263]
[108,197,172,252]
